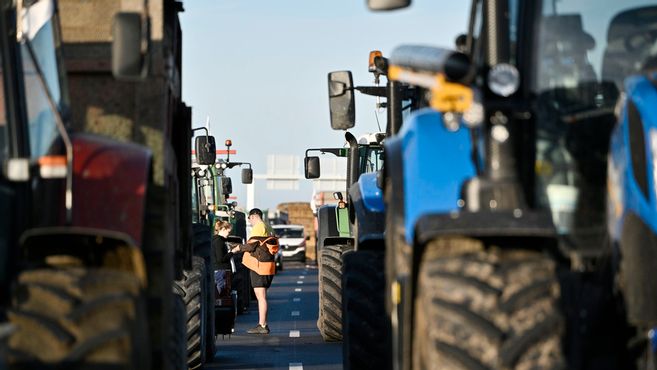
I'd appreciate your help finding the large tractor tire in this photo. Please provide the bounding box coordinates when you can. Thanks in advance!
[168,289,187,370]
[317,244,351,341]
[6,268,150,369]
[413,238,565,370]
[192,223,215,362]
[176,256,207,369]
[342,250,391,370]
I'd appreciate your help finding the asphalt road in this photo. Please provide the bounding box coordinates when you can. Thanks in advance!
[205,261,342,370]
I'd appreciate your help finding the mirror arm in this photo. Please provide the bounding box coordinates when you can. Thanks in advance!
[191,127,211,152]
[191,127,210,136]
[354,86,387,97]
[305,148,345,157]
[226,161,251,169]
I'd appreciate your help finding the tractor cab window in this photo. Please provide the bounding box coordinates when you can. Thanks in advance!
[533,0,655,243]
[359,145,383,174]
[21,1,68,160]
[192,169,215,224]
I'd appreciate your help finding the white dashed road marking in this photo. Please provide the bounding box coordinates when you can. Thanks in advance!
[289,363,303,370]
[289,330,300,338]
[293,297,301,302]
[296,281,303,284]
[295,288,302,292]
[291,311,300,316]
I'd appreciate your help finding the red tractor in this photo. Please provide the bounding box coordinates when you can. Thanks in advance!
[1,1,208,369]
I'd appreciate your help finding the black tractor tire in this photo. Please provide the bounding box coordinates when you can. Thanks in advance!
[176,256,207,369]
[168,289,187,370]
[413,238,565,370]
[342,250,391,370]
[317,244,351,342]
[6,267,150,369]
[192,223,215,362]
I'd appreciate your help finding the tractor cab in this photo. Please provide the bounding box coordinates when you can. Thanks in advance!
[380,0,654,255]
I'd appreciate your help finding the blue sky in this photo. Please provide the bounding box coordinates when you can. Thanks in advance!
[180,1,469,210]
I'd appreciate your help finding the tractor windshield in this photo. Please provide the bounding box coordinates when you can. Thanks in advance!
[21,0,68,159]
[533,1,657,244]
[358,145,383,174]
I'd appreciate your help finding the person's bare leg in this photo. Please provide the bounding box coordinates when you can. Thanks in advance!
[254,287,268,326]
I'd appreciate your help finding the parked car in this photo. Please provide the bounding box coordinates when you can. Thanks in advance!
[273,224,307,262]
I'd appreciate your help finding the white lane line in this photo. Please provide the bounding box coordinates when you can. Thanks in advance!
[291,311,300,317]
[289,330,300,338]
[289,362,303,370]
[294,288,302,292]
[299,275,305,279]
[296,281,303,284]
[293,297,301,302]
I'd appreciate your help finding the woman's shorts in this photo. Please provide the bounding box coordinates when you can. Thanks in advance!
[250,270,274,289]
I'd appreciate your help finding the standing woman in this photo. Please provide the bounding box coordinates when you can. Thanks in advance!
[213,221,234,295]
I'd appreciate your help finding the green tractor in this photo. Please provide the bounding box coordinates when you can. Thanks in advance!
[305,140,382,342]
[201,139,254,315]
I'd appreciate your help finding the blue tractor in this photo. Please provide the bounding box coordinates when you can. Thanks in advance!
[369,0,653,369]
[607,5,657,369]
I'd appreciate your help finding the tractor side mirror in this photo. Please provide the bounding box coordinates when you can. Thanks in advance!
[241,168,253,184]
[195,136,217,165]
[112,12,149,80]
[328,71,355,130]
[221,176,233,195]
[368,0,411,11]
[304,156,320,179]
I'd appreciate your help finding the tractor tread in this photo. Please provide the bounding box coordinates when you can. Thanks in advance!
[413,240,566,370]
[6,268,149,369]
[175,255,207,369]
[342,250,391,370]
[317,244,349,342]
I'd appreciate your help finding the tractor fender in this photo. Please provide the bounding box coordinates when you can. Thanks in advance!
[396,108,477,245]
[349,172,385,247]
[20,226,148,287]
[323,236,354,248]
[70,133,152,246]
[317,205,342,250]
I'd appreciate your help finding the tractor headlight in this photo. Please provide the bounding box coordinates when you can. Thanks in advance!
[487,63,520,97]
